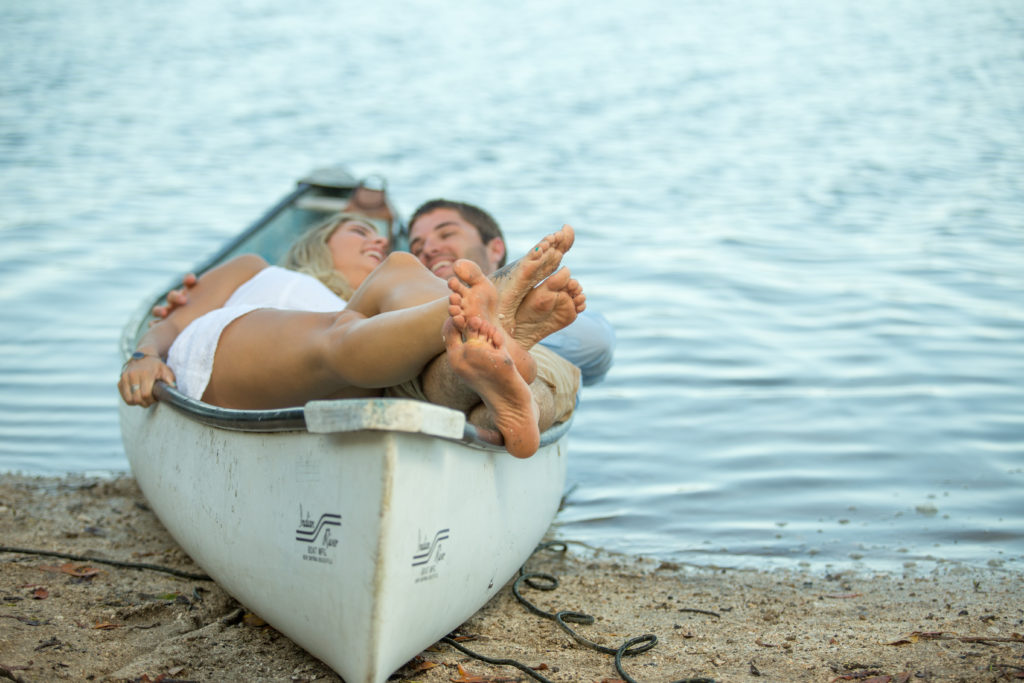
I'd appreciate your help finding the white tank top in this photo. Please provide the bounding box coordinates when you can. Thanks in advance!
[167,266,346,400]
[223,265,347,311]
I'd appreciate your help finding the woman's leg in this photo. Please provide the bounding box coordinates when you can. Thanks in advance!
[201,228,578,413]
[344,251,449,316]
[202,253,453,409]
[202,298,450,410]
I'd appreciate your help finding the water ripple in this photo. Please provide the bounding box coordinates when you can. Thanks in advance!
[2,0,1023,572]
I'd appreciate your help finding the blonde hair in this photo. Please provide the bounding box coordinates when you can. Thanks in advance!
[282,212,380,301]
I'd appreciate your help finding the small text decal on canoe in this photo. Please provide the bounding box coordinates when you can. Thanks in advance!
[412,528,449,583]
[296,505,341,565]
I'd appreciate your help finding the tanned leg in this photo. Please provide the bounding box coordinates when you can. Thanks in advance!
[203,299,451,409]
[345,252,450,316]
[208,252,450,405]
[197,233,582,414]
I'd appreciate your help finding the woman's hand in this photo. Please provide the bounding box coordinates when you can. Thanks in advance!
[119,353,177,407]
[123,255,268,406]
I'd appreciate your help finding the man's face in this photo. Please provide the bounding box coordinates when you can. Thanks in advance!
[408,208,504,279]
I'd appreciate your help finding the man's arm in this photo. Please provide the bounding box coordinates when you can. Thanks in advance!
[537,310,615,386]
[150,272,198,321]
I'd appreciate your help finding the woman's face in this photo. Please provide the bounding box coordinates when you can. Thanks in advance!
[326,220,389,289]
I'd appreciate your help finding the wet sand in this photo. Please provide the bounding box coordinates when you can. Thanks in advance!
[1,474,1021,682]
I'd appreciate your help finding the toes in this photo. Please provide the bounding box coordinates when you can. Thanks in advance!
[465,315,484,336]
[462,315,505,349]
[544,224,574,254]
[453,258,487,286]
[448,292,464,318]
[483,320,504,348]
[559,224,575,250]
[447,275,467,296]
[543,266,572,291]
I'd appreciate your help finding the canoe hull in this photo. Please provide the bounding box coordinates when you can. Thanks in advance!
[119,398,568,683]
[117,166,571,681]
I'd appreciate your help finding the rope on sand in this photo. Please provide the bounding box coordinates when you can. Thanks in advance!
[442,541,717,683]
[0,545,212,582]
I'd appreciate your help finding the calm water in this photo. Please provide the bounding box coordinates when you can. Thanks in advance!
[2,0,1022,573]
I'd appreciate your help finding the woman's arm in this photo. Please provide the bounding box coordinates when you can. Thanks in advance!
[118,254,269,406]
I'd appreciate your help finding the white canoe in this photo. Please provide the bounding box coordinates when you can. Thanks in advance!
[117,167,572,682]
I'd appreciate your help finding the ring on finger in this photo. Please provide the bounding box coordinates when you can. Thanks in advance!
[130,384,141,392]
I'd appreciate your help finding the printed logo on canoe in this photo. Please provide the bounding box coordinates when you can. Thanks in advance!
[412,528,449,583]
[296,505,341,565]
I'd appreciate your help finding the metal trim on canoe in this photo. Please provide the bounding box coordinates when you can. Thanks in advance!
[151,380,573,449]
[152,381,306,432]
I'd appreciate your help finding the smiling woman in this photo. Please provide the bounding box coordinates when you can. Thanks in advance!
[328,221,387,282]
[117,210,454,410]
[282,212,390,301]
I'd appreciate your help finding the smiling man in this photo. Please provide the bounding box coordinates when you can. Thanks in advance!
[409,201,507,279]
[409,199,614,387]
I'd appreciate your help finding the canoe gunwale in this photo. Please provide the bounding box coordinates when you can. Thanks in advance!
[151,380,573,449]
[152,380,306,431]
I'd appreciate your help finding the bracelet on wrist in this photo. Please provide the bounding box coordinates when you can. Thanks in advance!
[122,351,157,371]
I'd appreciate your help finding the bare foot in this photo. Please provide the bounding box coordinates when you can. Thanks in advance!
[512,266,587,349]
[444,315,540,459]
[489,224,576,339]
[448,259,536,384]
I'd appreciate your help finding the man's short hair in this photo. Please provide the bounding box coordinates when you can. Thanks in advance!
[409,199,507,267]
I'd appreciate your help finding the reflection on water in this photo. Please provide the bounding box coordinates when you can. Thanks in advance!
[1,0,1022,572]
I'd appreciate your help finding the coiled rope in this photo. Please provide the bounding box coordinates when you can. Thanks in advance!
[442,542,715,683]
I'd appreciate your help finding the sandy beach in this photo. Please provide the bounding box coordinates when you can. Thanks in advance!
[1,474,1021,682]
